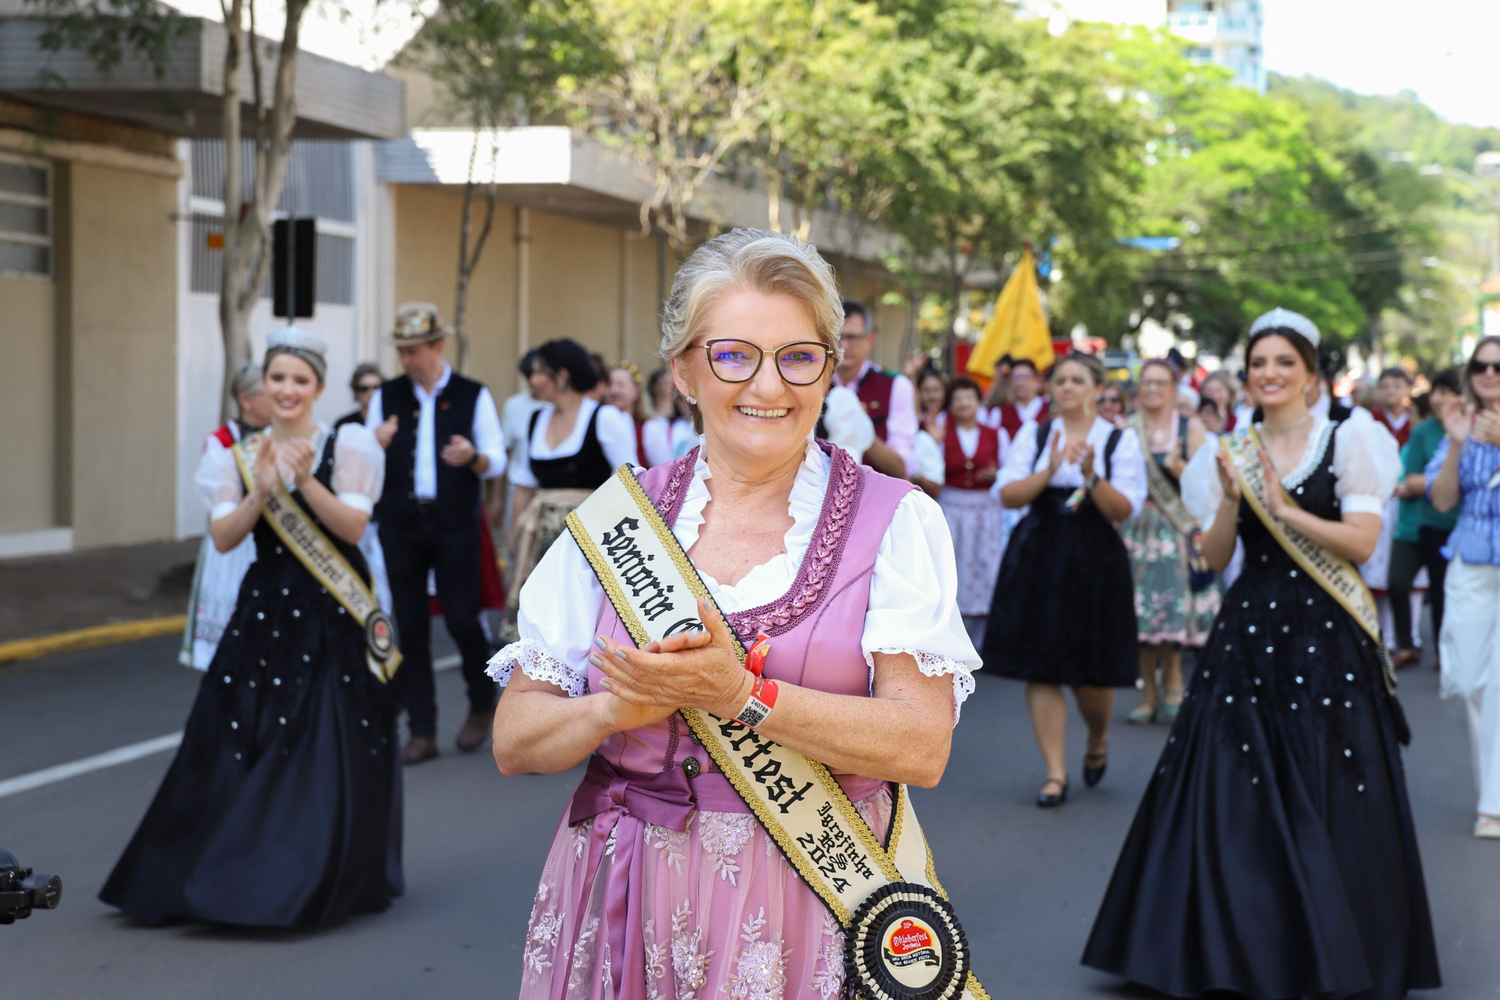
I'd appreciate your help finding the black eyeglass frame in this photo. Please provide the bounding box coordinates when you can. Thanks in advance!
[700,339,833,386]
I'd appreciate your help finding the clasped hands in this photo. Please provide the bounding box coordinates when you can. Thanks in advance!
[1215,446,1286,518]
[589,595,754,733]
[1046,436,1098,480]
[252,435,317,497]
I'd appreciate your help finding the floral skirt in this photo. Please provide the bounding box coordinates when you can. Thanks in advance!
[518,788,893,1000]
[937,486,1004,617]
[1120,500,1221,648]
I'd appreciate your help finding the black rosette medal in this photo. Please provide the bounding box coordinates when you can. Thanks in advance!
[365,610,396,662]
[846,882,970,1000]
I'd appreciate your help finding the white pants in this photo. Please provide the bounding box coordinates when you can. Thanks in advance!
[1439,554,1500,816]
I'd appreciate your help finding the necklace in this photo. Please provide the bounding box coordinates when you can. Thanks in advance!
[1261,413,1312,433]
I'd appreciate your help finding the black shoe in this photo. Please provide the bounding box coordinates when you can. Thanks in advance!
[1036,777,1069,808]
[1083,750,1108,788]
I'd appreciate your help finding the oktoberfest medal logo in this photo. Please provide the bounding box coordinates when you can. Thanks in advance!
[365,610,396,662]
[846,883,969,1000]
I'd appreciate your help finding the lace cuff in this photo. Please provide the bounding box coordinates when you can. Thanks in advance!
[486,638,588,698]
[864,647,977,726]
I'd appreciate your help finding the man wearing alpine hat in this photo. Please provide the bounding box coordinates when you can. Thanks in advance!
[368,303,507,764]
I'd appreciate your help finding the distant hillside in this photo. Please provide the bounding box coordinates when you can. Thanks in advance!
[1269,72,1500,172]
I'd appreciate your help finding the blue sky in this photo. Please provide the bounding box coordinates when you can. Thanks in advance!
[1063,0,1500,129]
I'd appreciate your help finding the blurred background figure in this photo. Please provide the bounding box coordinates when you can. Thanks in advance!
[936,377,1004,646]
[1098,381,1129,428]
[337,363,383,430]
[606,361,649,466]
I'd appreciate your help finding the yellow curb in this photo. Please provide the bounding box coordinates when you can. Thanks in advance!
[0,615,187,665]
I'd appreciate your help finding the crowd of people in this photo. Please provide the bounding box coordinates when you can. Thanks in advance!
[100,226,1500,1000]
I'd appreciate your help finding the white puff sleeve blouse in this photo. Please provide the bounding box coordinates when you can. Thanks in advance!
[1181,412,1401,531]
[488,438,980,722]
[995,416,1147,518]
[196,424,385,523]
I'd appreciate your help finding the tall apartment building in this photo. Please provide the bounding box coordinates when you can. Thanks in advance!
[1165,0,1265,92]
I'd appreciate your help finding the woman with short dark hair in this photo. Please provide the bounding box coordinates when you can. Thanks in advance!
[938,376,1005,643]
[507,338,639,598]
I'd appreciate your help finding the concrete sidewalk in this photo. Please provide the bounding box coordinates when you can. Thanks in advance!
[0,539,200,659]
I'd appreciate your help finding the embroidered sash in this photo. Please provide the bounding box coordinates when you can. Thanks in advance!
[1132,415,1212,589]
[233,433,400,683]
[567,466,986,1000]
[1221,428,1395,692]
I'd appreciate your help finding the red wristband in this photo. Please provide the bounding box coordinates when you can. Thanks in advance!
[746,632,771,678]
[735,677,778,728]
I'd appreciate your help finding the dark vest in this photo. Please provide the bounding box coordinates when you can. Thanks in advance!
[999,399,1049,441]
[854,367,898,441]
[375,372,485,530]
[528,404,614,489]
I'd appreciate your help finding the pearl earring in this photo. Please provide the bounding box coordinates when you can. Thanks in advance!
[687,396,697,405]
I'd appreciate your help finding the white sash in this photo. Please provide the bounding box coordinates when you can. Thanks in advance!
[567,466,987,1000]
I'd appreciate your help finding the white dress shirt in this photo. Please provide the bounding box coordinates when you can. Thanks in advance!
[834,360,919,478]
[366,362,507,499]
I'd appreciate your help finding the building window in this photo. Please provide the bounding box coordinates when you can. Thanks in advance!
[0,155,51,278]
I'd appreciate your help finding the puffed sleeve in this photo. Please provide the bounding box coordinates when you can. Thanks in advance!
[597,404,641,469]
[914,430,945,485]
[996,420,1040,491]
[1334,410,1401,516]
[863,490,981,724]
[1106,426,1148,519]
[1181,438,1224,529]
[196,438,245,522]
[331,423,386,515]
[822,385,876,459]
[485,532,603,697]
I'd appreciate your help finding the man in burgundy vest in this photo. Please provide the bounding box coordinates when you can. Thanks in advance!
[832,299,917,478]
[1367,367,1414,448]
[990,357,1049,441]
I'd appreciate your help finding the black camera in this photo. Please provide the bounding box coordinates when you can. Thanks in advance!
[0,849,61,924]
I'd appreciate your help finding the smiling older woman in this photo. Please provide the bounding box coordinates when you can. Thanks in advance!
[486,229,979,999]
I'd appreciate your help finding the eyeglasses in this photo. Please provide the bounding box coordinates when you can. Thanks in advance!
[701,339,831,385]
[1470,360,1500,375]
[355,382,381,394]
[1138,378,1174,389]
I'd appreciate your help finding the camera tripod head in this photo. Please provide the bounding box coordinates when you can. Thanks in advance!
[0,849,61,924]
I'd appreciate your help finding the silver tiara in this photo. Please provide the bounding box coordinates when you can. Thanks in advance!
[1248,308,1320,349]
[266,325,327,359]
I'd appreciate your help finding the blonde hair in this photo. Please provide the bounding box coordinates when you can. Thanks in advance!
[660,229,844,429]
[1055,352,1107,386]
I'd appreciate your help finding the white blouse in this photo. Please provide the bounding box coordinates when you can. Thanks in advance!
[1180,410,1401,532]
[488,438,981,722]
[510,398,640,488]
[821,385,876,459]
[197,423,386,522]
[915,430,945,485]
[995,416,1147,518]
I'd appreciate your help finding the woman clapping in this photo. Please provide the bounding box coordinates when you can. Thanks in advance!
[983,354,1146,806]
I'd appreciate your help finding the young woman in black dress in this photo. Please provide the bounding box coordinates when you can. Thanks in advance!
[101,329,403,929]
[1084,309,1440,999]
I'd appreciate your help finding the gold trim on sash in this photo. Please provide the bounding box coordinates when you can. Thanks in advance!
[232,433,401,683]
[565,465,987,1000]
[1221,428,1395,692]
[1131,414,1200,537]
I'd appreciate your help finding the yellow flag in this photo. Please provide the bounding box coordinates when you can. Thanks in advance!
[966,248,1054,380]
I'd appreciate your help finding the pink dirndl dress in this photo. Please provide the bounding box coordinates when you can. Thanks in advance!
[489,441,977,1000]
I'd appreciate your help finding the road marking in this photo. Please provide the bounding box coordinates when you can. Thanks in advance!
[0,654,463,799]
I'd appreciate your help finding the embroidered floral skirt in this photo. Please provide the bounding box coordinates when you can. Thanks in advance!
[518,788,892,1000]
[1120,499,1221,648]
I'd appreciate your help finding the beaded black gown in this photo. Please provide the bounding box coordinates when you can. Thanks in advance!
[101,435,403,928]
[1082,427,1439,998]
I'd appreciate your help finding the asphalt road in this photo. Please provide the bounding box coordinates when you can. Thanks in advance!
[0,631,1491,999]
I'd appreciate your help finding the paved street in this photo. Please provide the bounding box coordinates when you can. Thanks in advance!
[1,633,1492,999]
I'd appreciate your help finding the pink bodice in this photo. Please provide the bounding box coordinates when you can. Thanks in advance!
[573,442,915,826]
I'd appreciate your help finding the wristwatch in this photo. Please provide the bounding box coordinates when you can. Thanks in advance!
[1084,473,1101,492]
